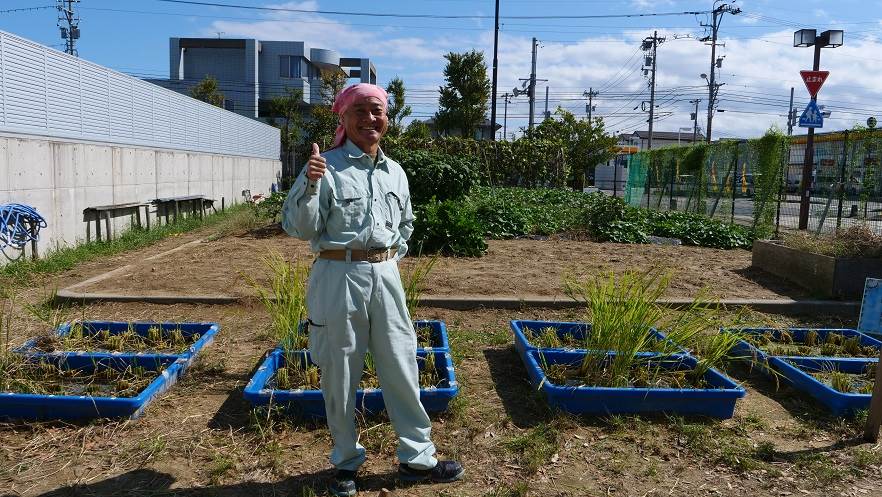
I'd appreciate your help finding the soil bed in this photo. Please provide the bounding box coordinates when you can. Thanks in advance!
[76,225,804,300]
[32,324,198,354]
[1,360,160,397]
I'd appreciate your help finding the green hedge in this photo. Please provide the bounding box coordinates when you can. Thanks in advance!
[394,149,481,203]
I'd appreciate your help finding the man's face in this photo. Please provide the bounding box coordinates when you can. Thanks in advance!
[342,96,388,150]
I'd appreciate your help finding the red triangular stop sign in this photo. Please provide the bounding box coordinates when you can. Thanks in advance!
[801,70,830,98]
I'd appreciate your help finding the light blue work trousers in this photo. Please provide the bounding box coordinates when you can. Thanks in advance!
[307,256,437,471]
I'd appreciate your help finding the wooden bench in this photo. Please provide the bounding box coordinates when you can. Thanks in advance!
[151,195,216,225]
[82,202,151,242]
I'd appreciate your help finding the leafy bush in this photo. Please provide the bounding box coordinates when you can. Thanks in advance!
[411,198,487,257]
[393,149,481,203]
[251,190,288,222]
[646,211,752,249]
[470,186,595,237]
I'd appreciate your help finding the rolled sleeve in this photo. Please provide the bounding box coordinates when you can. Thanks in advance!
[281,168,326,240]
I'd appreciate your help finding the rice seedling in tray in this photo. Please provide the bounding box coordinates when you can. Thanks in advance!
[769,357,877,416]
[18,321,219,366]
[244,349,457,418]
[729,328,882,360]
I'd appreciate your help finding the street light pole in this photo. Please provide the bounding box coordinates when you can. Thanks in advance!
[795,29,844,230]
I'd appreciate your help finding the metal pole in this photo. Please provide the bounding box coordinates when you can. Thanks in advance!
[588,87,594,120]
[647,31,658,151]
[731,145,739,222]
[529,37,538,131]
[502,93,508,140]
[544,86,549,119]
[693,99,700,142]
[787,87,795,136]
[706,8,719,143]
[836,130,849,229]
[489,0,499,141]
[799,43,823,230]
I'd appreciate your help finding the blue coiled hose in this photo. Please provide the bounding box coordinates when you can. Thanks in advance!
[0,203,47,251]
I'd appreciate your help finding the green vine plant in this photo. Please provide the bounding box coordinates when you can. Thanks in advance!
[747,129,789,238]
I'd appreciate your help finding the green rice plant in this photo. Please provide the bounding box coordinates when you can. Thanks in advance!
[401,253,438,318]
[534,326,563,348]
[361,352,380,389]
[804,330,819,346]
[418,352,441,388]
[244,251,310,356]
[563,268,737,388]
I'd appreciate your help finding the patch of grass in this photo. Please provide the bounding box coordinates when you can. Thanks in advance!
[794,452,849,484]
[852,447,882,469]
[208,453,235,485]
[137,434,167,463]
[358,420,396,455]
[483,481,530,497]
[503,422,560,474]
[0,204,258,288]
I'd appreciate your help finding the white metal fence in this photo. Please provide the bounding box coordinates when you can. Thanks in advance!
[0,30,279,160]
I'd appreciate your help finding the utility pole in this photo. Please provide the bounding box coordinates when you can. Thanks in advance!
[700,1,741,143]
[642,31,664,150]
[690,99,701,142]
[787,87,795,136]
[584,87,598,120]
[502,92,511,140]
[544,86,550,119]
[529,37,538,131]
[490,0,500,141]
[56,0,81,56]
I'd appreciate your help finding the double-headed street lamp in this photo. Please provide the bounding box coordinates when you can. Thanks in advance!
[794,28,843,230]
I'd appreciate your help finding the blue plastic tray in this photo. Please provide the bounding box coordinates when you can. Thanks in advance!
[282,320,448,352]
[244,349,459,418]
[414,320,449,351]
[522,350,746,419]
[0,355,184,421]
[510,320,674,361]
[17,321,220,368]
[770,356,874,416]
[727,328,882,364]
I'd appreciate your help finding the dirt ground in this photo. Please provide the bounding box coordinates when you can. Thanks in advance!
[77,224,804,300]
[1,223,879,497]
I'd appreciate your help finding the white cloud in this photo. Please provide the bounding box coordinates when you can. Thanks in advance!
[192,2,882,139]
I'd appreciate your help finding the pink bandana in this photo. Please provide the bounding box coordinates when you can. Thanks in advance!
[330,83,388,149]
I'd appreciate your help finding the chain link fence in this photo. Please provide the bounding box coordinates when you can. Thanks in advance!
[622,130,882,236]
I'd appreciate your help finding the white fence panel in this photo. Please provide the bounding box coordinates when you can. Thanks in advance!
[0,30,279,159]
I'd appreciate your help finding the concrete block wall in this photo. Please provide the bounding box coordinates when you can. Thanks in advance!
[0,133,281,261]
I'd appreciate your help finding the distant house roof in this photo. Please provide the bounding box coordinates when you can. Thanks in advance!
[629,130,706,141]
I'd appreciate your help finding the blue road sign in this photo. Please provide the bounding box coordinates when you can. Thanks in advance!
[799,100,824,128]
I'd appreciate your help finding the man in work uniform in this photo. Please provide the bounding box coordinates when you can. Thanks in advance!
[281,83,464,497]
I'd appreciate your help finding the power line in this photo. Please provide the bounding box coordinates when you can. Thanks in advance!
[154,0,710,20]
[0,5,54,14]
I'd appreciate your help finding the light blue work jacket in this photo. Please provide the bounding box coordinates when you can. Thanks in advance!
[281,139,415,260]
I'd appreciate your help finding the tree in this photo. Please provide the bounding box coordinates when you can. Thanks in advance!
[531,108,618,190]
[189,75,225,108]
[434,50,490,138]
[403,120,431,140]
[266,87,304,186]
[385,77,412,137]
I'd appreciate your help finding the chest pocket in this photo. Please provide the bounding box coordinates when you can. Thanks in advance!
[335,185,367,228]
[384,191,403,233]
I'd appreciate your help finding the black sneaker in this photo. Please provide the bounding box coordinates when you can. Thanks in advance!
[398,460,465,483]
[329,469,357,497]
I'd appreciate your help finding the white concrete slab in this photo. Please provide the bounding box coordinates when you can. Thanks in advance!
[0,138,8,192]
[135,149,156,185]
[83,144,114,187]
[113,147,138,186]
[8,138,53,191]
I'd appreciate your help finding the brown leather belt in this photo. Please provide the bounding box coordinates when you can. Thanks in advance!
[319,246,398,263]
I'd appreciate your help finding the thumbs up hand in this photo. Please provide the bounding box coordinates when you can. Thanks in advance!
[306,143,326,181]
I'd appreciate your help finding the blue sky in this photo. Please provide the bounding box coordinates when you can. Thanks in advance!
[1,0,880,139]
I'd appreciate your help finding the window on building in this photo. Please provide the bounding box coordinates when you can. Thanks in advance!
[279,55,302,78]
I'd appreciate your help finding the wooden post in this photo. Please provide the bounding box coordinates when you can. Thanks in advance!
[864,346,882,442]
[104,211,112,241]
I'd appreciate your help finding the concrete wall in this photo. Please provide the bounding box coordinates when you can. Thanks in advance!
[0,133,281,260]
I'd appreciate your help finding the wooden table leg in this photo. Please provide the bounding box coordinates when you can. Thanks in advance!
[95,215,102,242]
[104,211,112,241]
[144,205,151,230]
[174,201,180,223]
[86,215,91,243]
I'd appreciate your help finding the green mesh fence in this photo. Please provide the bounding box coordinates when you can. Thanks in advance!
[623,129,882,235]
